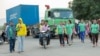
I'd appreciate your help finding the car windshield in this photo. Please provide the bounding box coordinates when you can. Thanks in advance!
[51,9,73,19]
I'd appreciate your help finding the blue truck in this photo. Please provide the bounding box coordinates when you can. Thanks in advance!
[6,4,39,26]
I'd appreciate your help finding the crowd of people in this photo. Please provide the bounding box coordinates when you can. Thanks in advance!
[0,18,100,53]
[56,19,99,47]
[39,19,100,48]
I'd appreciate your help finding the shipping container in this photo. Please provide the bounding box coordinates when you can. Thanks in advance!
[6,4,39,26]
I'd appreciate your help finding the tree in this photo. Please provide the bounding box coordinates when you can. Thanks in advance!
[72,0,100,20]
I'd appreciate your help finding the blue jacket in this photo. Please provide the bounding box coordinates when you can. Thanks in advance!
[6,25,16,40]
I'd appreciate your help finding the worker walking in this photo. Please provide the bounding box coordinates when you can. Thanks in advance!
[16,18,27,53]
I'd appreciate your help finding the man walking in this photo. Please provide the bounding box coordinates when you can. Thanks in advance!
[16,18,27,53]
[7,21,16,53]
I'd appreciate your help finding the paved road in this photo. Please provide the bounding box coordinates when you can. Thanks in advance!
[0,36,100,56]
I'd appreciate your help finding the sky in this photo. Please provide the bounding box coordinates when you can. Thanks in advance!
[0,0,73,25]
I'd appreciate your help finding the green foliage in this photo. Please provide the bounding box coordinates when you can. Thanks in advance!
[72,0,100,20]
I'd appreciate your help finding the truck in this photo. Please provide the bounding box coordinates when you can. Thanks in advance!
[6,4,39,26]
[44,5,75,38]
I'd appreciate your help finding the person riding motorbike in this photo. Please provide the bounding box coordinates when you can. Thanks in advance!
[39,20,50,46]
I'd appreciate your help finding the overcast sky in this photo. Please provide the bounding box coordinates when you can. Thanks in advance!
[0,0,72,25]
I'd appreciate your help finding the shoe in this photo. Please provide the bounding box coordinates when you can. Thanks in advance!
[93,44,95,47]
[12,49,15,52]
[47,43,50,45]
[93,45,95,47]
[69,44,72,46]
[63,44,65,47]
[60,44,63,46]
[40,43,43,46]
[10,51,12,53]
[4,42,8,44]
[18,51,21,53]
[67,42,69,44]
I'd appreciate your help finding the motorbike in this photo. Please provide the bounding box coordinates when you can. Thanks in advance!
[40,31,47,49]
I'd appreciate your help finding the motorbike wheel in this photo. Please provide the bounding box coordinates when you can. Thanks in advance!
[43,37,46,49]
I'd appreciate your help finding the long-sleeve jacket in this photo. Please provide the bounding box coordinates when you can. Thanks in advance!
[16,18,27,36]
